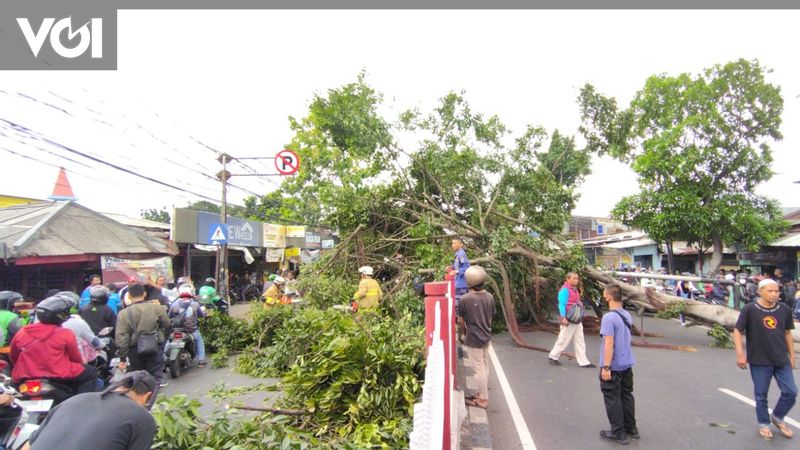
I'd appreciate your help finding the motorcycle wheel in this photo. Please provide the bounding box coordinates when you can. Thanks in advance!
[169,358,181,378]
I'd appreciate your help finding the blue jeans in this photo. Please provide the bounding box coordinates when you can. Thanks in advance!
[193,330,206,361]
[750,364,798,425]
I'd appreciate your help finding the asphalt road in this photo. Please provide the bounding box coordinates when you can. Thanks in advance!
[160,303,279,417]
[484,315,800,450]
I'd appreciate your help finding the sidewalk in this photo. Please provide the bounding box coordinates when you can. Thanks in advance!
[459,344,493,450]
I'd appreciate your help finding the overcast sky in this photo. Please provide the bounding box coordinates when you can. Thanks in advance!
[2,10,799,220]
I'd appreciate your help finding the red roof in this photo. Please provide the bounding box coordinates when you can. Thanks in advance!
[48,167,77,201]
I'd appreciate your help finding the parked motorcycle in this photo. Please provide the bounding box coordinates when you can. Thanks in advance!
[164,328,197,379]
[0,374,36,450]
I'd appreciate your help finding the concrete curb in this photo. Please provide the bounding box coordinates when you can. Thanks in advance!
[459,345,493,450]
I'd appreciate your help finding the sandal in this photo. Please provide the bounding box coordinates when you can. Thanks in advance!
[771,417,794,438]
[759,426,774,441]
[465,398,488,409]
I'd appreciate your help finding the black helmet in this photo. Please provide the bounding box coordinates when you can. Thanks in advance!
[89,285,110,304]
[0,291,23,310]
[204,277,216,288]
[36,296,73,325]
[55,291,80,308]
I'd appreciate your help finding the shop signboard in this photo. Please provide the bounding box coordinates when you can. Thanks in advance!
[285,226,306,248]
[196,211,262,247]
[265,248,284,262]
[263,224,286,248]
[101,256,173,286]
[304,231,321,249]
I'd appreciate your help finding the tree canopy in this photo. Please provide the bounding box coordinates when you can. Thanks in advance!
[579,59,787,274]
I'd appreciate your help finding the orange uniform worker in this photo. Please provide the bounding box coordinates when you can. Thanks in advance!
[352,266,383,312]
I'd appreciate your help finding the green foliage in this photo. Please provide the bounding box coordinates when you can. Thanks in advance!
[199,313,253,354]
[656,301,686,319]
[580,59,788,272]
[140,208,170,224]
[295,270,358,310]
[386,288,425,327]
[210,347,229,368]
[233,308,424,448]
[708,324,735,349]
[152,395,330,450]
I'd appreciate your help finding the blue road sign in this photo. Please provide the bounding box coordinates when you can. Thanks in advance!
[209,223,227,244]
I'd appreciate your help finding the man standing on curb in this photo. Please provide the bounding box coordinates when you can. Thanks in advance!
[599,283,638,445]
[450,237,470,312]
[548,272,595,368]
[458,266,494,409]
[733,278,796,441]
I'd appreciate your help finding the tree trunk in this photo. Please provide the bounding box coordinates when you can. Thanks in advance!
[665,239,675,274]
[583,267,800,344]
[709,235,723,276]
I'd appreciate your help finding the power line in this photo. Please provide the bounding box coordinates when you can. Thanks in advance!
[0,116,223,204]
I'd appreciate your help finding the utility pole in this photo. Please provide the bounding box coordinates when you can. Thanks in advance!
[217,153,232,301]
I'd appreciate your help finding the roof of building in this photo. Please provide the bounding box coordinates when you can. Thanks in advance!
[0,201,178,260]
[769,232,800,248]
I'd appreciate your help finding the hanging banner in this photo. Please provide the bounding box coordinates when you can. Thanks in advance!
[284,247,301,258]
[101,256,173,286]
[304,231,321,249]
[265,248,284,262]
[285,226,306,248]
[302,249,321,263]
[263,224,286,248]
[321,239,335,249]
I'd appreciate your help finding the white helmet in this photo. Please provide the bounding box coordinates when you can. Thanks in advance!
[178,284,195,298]
[274,276,286,285]
[358,266,374,276]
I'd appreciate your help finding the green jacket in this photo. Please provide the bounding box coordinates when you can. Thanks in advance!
[0,310,22,347]
[115,300,170,360]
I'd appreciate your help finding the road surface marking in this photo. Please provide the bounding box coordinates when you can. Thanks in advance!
[488,343,537,450]
[718,388,800,428]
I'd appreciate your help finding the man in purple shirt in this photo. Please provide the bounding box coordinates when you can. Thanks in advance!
[599,283,638,445]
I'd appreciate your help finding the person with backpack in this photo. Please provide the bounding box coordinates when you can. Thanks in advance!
[168,286,207,366]
[115,283,170,408]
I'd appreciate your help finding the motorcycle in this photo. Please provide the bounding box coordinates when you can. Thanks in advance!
[164,328,197,379]
[0,373,36,450]
[198,288,229,315]
[93,327,116,386]
[14,377,74,425]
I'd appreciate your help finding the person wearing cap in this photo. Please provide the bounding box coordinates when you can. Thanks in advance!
[26,370,157,450]
[733,278,797,441]
[458,266,495,409]
[262,276,285,310]
[352,266,383,313]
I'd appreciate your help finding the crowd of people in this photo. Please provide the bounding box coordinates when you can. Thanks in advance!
[0,273,219,449]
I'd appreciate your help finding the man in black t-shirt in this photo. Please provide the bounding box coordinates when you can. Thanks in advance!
[457,265,495,410]
[733,278,797,441]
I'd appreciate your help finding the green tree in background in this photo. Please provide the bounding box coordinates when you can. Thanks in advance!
[579,59,787,274]
[141,208,170,224]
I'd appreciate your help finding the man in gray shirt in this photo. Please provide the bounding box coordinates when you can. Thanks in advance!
[458,265,495,409]
[26,371,157,450]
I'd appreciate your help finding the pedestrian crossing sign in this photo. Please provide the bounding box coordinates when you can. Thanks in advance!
[209,224,227,244]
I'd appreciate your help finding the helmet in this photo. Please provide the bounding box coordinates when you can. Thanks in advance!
[0,291,23,310]
[178,284,195,298]
[268,274,277,281]
[55,291,80,305]
[176,277,191,288]
[465,266,487,288]
[36,295,73,325]
[358,266,374,276]
[89,285,110,304]
[204,277,216,287]
[273,276,286,285]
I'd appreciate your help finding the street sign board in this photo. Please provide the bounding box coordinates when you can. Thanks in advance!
[198,212,262,247]
[209,223,227,244]
[275,149,300,175]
